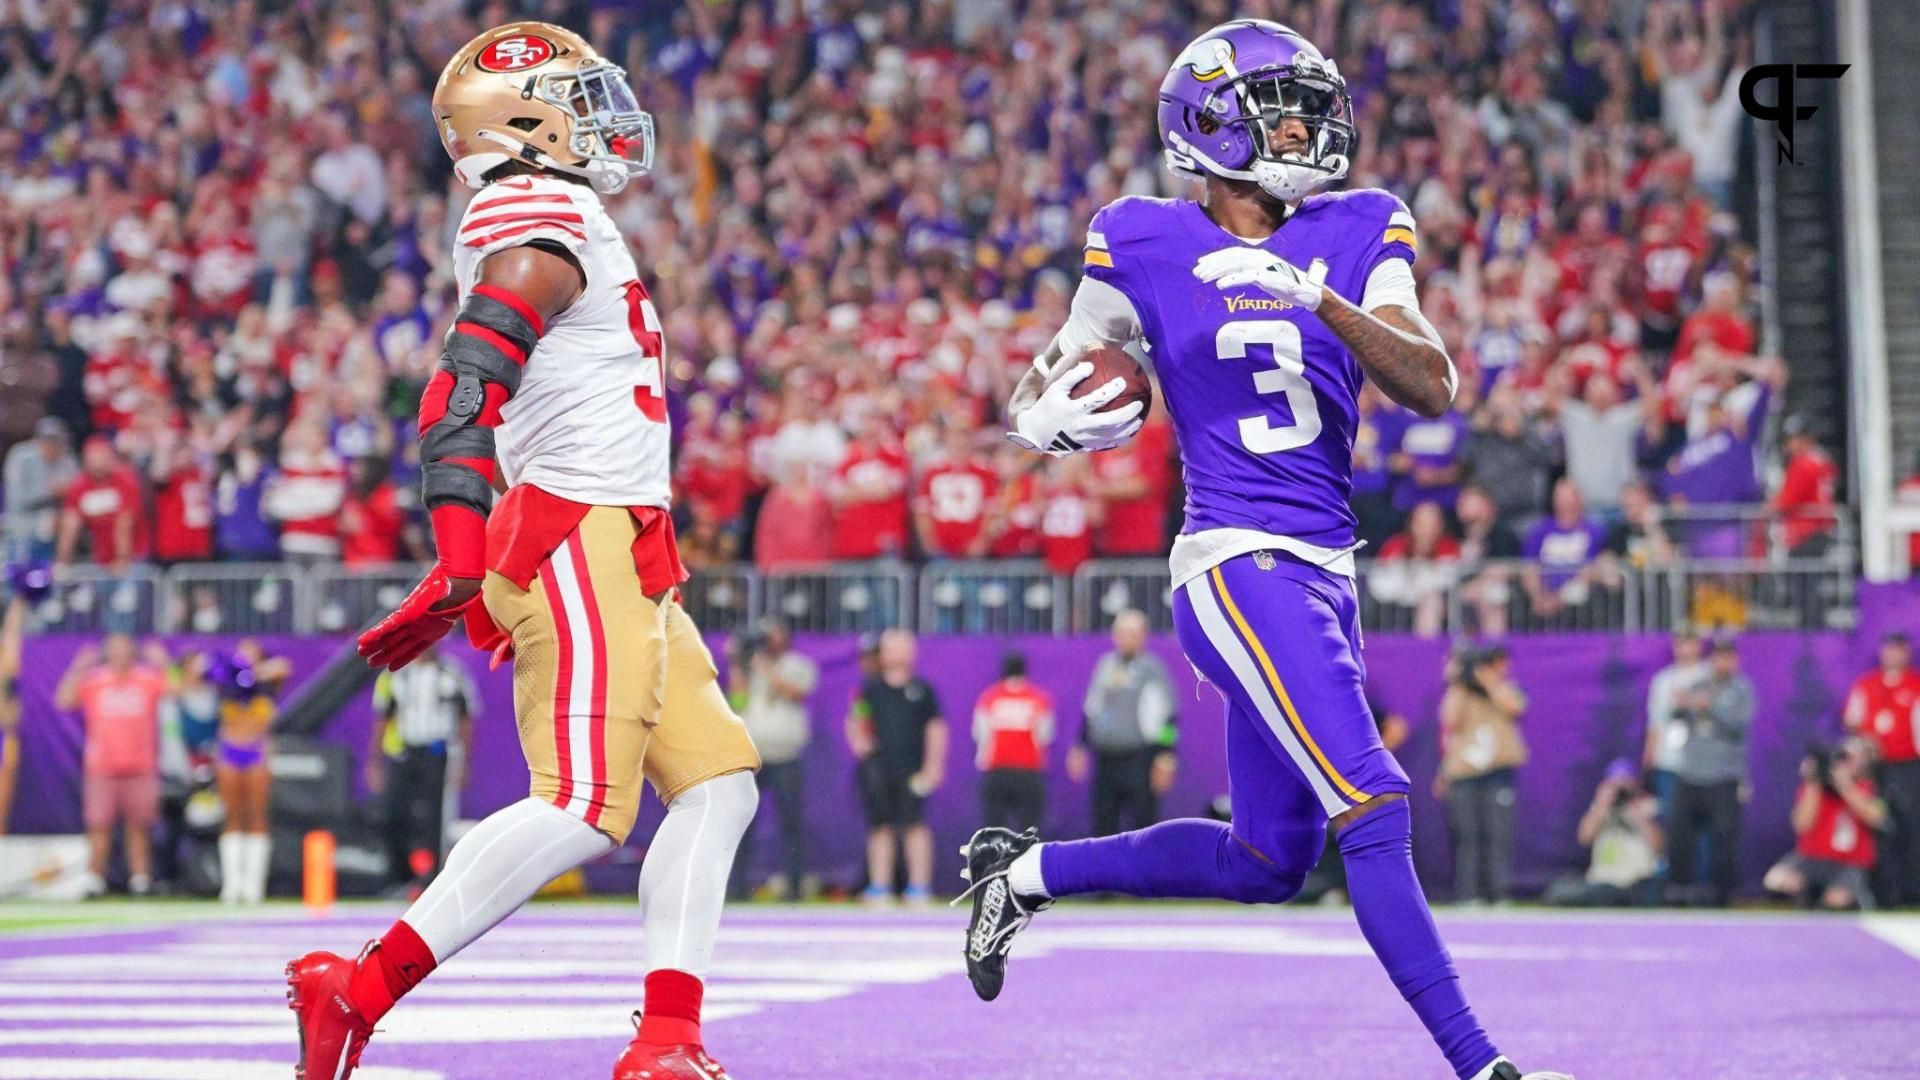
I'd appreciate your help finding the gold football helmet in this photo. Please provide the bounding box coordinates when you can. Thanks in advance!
[433,22,654,195]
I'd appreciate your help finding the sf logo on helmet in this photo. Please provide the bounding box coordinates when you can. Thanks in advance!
[477,35,554,73]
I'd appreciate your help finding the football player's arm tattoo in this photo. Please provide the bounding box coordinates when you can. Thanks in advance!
[1316,294,1457,418]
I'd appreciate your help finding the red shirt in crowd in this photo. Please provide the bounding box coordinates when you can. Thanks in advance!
[918,457,998,558]
[340,482,404,566]
[83,346,168,434]
[265,447,348,557]
[756,481,836,572]
[1774,446,1837,550]
[152,462,214,562]
[1377,534,1463,561]
[64,467,149,565]
[1845,668,1920,764]
[76,665,169,777]
[1039,475,1097,576]
[679,438,756,529]
[1795,780,1879,869]
[830,443,910,559]
[972,678,1054,772]
[989,471,1042,558]
[1091,421,1171,556]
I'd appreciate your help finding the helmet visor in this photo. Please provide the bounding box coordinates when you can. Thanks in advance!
[539,62,655,174]
[1237,72,1356,173]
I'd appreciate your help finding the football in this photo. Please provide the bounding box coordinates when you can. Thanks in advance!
[1057,341,1152,425]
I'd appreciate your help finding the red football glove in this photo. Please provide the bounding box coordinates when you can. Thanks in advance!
[464,602,513,671]
[357,565,483,672]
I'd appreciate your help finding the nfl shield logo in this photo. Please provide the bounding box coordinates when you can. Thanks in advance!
[1253,551,1276,571]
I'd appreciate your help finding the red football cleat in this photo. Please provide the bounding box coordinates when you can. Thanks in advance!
[613,1013,732,1080]
[285,950,375,1079]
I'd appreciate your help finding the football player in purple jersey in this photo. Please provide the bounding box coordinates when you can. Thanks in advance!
[962,20,1572,1080]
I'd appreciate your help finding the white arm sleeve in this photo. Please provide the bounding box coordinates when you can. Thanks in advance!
[1037,276,1145,374]
[1360,257,1419,313]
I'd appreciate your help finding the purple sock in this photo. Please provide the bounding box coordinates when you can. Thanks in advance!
[1338,798,1498,1079]
[1040,819,1306,904]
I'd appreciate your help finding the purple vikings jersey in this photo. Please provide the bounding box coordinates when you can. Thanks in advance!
[1083,189,1417,551]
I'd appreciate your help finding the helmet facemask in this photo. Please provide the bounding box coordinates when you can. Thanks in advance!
[531,61,655,194]
[1223,62,1355,202]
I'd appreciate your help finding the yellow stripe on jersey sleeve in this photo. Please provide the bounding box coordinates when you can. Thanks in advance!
[1084,248,1114,268]
[1382,227,1417,250]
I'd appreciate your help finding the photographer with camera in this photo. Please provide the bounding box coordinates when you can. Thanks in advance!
[1437,643,1529,904]
[1545,759,1663,907]
[1763,738,1887,910]
[727,618,817,902]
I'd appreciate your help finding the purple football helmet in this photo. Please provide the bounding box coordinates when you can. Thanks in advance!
[1158,20,1356,202]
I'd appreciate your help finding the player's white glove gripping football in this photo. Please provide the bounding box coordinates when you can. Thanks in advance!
[1007,360,1144,456]
[1193,247,1326,311]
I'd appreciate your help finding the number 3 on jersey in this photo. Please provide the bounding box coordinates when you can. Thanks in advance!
[1217,320,1321,454]
[622,280,667,423]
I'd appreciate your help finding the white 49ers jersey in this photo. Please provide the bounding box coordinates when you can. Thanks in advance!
[451,174,670,507]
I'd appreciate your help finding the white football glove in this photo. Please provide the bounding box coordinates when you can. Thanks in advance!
[1008,360,1144,456]
[1192,247,1324,311]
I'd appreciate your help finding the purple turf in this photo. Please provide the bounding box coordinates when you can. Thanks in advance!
[0,906,1915,1079]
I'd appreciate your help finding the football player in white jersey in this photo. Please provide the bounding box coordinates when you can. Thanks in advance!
[286,24,760,1080]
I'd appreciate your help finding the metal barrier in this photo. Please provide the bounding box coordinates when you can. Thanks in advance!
[917,560,1067,634]
[12,551,1863,638]
[29,565,166,634]
[163,563,307,635]
[757,563,914,633]
[1072,559,1176,634]
[303,564,431,635]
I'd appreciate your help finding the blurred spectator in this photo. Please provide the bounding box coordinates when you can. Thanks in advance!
[1437,644,1528,905]
[729,619,819,903]
[1555,365,1659,516]
[150,439,215,565]
[264,421,347,564]
[56,437,147,571]
[1764,738,1887,910]
[1387,405,1469,518]
[1896,452,1920,569]
[1772,416,1838,558]
[916,428,997,560]
[756,465,836,573]
[1642,630,1709,817]
[1038,456,1101,577]
[1545,760,1663,907]
[339,457,405,566]
[370,643,476,899]
[1089,417,1172,557]
[1663,360,1780,558]
[1521,479,1620,621]
[1461,387,1552,524]
[1454,484,1522,635]
[1844,632,1920,907]
[1069,610,1177,838]
[215,441,281,562]
[829,415,909,562]
[847,629,946,907]
[0,595,22,836]
[216,640,288,906]
[56,634,170,897]
[1368,502,1461,637]
[4,418,77,563]
[1665,639,1753,906]
[973,652,1055,832]
[1351,384,1400,546]
[1610,481,1680,569]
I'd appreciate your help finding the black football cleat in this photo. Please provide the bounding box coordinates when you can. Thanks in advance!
[952,827,1051,1002]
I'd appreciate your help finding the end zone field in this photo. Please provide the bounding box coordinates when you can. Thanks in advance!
[1,902,1916,1078]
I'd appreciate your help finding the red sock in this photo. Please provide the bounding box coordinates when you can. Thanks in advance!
[348,920,438,1025]
[637,969,703,1047]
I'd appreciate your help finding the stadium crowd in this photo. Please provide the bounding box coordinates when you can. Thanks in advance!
[0,0,1827,614]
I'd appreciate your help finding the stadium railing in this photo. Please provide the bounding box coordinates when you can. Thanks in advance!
[28,541,1857,639]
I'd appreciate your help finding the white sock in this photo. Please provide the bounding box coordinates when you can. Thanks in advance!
[639,771,758,978]
[402,797,615,961]
[218,833,243,904]
[1007,844,1049,898]
[243,833,271,904]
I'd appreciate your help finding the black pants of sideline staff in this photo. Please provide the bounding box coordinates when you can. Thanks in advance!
[1876,759,1920,907]
[982,768,1046,832]
[1091,748,1160,837]
[1667,778,1741,905]
[385,744,448,887]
